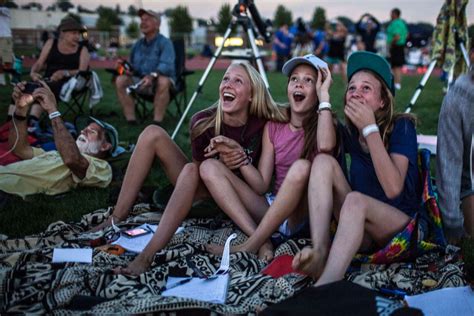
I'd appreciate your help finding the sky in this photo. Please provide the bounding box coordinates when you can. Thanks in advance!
[14,0,474,25]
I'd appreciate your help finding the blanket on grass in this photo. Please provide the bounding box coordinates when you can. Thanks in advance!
[0,204,467,314]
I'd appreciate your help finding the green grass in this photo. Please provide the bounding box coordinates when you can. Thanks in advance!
[0,69,445,237]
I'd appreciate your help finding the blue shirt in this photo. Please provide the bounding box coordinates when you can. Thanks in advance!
[273,30,293,56]
[313,30,328,55]
[130,33,176,82]
[341,118,420,217]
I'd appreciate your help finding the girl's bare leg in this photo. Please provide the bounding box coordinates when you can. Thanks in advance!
[292,154,351,278]
[315,192,410,286]
[92,125,188,231]
[117,162,208,275]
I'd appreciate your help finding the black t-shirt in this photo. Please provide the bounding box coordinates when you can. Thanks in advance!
[190,108,265,168]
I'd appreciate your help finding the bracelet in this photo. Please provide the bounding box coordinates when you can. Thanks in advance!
[362,124,380,138]
[48,111,61,120]
[13,113,27,121]
[242,148,253,166]
[318,102,331,111]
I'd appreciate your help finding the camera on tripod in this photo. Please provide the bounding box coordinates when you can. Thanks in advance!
[232,0,273,43]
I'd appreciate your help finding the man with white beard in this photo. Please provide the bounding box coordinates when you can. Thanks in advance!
[0,81,116,201]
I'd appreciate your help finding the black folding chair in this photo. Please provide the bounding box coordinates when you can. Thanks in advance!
[133,38,194,121]
[60,70,94,116]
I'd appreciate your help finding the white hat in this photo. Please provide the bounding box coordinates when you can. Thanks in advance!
[282,54,328,76]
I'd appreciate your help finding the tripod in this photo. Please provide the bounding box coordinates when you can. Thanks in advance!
[405,31,471,113]
[171,3,269,139]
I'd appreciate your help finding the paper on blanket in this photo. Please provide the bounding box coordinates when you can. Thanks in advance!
[161,233,236,304]
[405,286,474,315]
[52,248,92,263]
[112,224,184,253]
[162,275,230,304]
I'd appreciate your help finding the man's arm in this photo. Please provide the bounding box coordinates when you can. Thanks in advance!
[32,83,90,179]
[156,38,176,78]
[8,83,34,159]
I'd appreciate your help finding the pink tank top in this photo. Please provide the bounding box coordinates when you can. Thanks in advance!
[268,121,304,194]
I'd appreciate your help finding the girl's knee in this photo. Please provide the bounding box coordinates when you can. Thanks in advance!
[287,159,311,184]
[341,191,368,217]
[199,159,223,181]
[311,154,338,173]
[138,125,168,144]
[182,162,199,176]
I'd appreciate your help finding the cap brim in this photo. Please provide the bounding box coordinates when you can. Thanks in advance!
[282,56,328,76]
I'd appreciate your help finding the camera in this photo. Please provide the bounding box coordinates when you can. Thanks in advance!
[23,82,42,94]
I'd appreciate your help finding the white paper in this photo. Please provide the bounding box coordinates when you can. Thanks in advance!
[405,286,474,316]
[161,274,230,304]
[161,233,236,304]
[112,224,184,253]
[52,248,92,263]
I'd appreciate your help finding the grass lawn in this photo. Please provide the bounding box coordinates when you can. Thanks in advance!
[0,68,445,237]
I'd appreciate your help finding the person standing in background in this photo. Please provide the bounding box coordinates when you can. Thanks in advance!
[386,8,408,91]
[355,13,381,53]
[273,24,293,72]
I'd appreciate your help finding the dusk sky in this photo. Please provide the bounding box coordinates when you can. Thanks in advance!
[14,0,474,25]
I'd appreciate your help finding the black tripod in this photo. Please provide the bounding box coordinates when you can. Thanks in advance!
[171,2,270,139]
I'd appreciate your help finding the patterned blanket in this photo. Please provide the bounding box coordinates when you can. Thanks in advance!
[0,203,467,314]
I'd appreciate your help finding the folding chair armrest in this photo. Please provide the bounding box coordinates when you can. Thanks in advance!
[182,70,195,77]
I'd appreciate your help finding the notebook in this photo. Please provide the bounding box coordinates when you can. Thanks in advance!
[161,233,237,304]
[162,275,230,304]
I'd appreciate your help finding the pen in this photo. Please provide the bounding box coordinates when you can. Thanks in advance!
[164,277,193,291]
[379,287,407,297]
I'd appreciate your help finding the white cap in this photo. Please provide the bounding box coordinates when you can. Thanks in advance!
[282,54,328,76]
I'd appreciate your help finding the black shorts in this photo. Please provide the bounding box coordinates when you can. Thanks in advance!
[390,45,405,67]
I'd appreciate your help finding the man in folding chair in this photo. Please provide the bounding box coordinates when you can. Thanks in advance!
[115,9,176,125]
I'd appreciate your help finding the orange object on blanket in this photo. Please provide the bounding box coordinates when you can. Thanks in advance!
[96,244,126,256]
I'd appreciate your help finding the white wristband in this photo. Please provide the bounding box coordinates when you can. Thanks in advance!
[48,111,61,120]
[318,102,331,111]
[362,124,379,138]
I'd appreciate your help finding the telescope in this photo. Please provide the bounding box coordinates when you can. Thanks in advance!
[233,0,272,43]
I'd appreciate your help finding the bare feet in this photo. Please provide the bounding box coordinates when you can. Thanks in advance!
[113,252,153,275]
[291,247,326,279]
[206,240,273,261]
[257,241,274,261]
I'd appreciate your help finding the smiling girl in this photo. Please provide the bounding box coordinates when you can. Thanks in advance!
[203,54,337,260]
[111,62,286,275]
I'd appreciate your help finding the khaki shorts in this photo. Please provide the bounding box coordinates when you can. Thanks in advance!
[0,37,13,64]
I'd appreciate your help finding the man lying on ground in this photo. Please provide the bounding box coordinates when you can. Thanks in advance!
[0,81,117,204]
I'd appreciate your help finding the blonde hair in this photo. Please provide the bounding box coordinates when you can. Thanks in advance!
[192,62,288,140]
[344,70,415,147]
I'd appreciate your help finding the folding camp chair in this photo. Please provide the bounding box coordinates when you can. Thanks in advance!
[60,70,94,116]
[132,38,194,121]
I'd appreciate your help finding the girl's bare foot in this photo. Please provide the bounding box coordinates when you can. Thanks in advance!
[114,252,153,275]
[257,241,274,261]
[291,247,326,279]
[205,242,250,256]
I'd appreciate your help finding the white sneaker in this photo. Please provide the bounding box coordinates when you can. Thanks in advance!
[0,74,5,86]
[395,83,402,90]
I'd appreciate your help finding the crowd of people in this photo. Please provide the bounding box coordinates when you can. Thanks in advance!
[0,5,473,296]
[272,8,408,91]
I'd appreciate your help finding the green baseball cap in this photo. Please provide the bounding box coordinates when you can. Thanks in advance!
[347,51,395,95]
